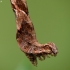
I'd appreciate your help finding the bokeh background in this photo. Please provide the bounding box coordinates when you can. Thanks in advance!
[0,0,70,70]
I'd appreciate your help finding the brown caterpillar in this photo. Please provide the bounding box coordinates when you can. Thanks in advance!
[10,0,58,66]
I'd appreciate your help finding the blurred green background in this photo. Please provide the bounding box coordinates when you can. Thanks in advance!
[0,0,70,70]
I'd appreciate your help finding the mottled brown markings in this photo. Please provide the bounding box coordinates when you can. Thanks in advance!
[16,0,28,15]
[10,0,58,66]
[18,20,34,41]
